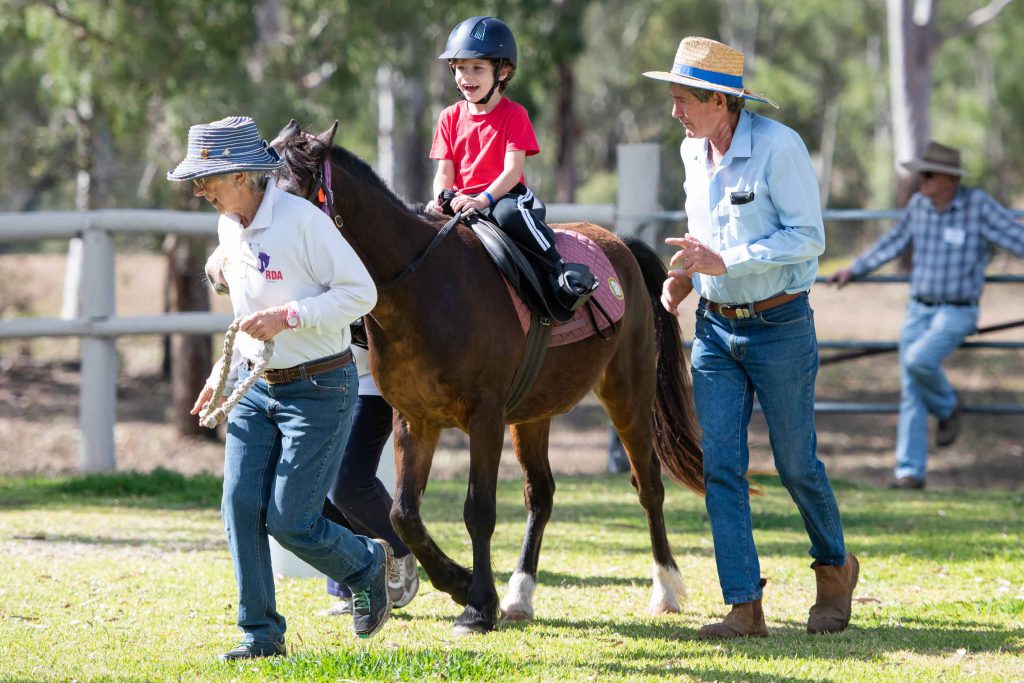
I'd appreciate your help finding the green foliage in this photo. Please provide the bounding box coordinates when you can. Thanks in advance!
[0,467,222,508]
[1,1,1022,216]
[1,472,1022,681]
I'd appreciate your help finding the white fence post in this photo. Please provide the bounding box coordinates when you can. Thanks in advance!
[615,143,661,238]
[78,225,118,472]
[608,143,662,473]
[61,238,83,320]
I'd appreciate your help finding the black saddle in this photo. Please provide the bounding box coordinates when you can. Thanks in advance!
[468,214,590,324]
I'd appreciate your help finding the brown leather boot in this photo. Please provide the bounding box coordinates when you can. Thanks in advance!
[807,553,859,634]
[697,579,768,639]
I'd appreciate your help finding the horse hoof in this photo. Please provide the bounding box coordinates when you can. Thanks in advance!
[453,622,491,637]
[648,601,682,616]
[500,571,536,622]
[648,562,685,615]
[453,605,496,636]
[500,607,533,622]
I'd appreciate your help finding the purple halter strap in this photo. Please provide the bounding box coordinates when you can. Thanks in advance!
[320,159,335,216]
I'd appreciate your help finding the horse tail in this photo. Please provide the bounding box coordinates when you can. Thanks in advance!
[623,236,705,495]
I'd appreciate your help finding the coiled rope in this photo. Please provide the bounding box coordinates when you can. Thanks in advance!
[200,319,275,429]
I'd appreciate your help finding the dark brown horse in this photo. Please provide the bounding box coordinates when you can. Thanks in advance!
[271,121,703,635]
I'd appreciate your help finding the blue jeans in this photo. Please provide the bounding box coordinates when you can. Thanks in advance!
[222,361,384,644]
[691,294,846,605]
[895,300,978,480]
[323,394,411,599]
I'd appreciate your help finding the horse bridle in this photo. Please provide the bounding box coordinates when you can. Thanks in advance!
[308,155,460,292]
[307,159,344,229]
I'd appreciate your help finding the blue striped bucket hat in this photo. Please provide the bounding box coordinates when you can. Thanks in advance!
[166,116,284,181]
[643,36,778,109]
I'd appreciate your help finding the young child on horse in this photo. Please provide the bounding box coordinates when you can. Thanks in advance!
[427,15,597,314]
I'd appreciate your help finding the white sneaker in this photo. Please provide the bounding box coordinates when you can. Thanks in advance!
[387,552,420,609]
[321,595,352,616]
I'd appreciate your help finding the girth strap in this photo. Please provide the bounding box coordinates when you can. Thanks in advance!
[504,312,552,416]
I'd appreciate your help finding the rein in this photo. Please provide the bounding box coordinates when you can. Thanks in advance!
[199,319,275,429]
[377,211,462,291]
[306,155,459,292]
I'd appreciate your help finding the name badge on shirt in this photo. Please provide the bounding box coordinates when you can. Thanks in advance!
[943,227,966,246]
[238,241,261,269]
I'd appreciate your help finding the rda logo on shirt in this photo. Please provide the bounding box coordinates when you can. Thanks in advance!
[255,250,283,281]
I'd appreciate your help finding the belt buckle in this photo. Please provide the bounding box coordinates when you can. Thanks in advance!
[721,303,752,319]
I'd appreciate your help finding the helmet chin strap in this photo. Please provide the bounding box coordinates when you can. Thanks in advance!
[474,79,502,105]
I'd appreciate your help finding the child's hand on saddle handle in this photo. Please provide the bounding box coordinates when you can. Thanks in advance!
[450,191,490,214]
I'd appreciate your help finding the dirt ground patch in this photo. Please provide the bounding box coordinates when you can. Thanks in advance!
[1,252,1022,489]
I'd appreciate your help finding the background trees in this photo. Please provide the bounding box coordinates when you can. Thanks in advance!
[2,0,1021,216]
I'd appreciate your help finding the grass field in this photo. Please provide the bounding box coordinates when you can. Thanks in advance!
[1,470,1022,682]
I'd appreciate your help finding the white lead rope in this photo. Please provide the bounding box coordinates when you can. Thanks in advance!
[200,319,275,429]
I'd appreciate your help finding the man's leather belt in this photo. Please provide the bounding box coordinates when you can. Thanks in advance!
[913,296,976,307]
[247,349,353,384]
[702,292,804,320]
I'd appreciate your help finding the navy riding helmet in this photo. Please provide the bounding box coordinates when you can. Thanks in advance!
[439,16,517,104]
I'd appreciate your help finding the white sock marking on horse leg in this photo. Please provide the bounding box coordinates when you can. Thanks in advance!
[500,570,536,621]
[648,562,685,615]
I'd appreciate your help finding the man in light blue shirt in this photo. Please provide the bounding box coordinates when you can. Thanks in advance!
[646,36,858,639]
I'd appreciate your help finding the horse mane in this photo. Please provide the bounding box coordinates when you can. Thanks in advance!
[275,124,439,223]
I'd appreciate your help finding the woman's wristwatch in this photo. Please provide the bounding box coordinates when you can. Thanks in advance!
[286,306,300,329]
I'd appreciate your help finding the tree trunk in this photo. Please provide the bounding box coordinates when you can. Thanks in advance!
[720,0,759,66]
[553,62,578,203]
[817,97,840,208]
[376,64,396,189]
[887,0,934,270]
[887,0,934,208]
[397,73,429,202]
[164,235,215,439]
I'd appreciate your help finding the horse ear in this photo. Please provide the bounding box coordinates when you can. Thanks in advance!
[317,121,339,148]
[270,119,302,153]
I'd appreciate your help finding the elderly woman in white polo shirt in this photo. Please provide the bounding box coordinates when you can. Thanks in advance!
[168,116,391,660]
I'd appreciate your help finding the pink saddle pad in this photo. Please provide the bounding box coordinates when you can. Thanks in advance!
[504,230,626,347]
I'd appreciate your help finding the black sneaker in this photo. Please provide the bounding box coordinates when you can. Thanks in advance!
[218,638,286,661]
[554,263,598,313]
[888,477,926,490]
[936,393,962,447]
[351,539,393,638]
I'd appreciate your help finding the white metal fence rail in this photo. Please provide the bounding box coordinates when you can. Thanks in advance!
[0,145,658,472]
[2,144,1021,471]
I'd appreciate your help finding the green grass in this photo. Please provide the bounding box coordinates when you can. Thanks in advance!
[1,471,1022,682]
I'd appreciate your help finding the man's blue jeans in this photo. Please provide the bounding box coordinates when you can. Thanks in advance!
[691,294,847,605]
[222,361,384,644]
[895,300,978,481]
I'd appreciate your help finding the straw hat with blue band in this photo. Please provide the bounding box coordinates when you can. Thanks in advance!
[643,36,779,109]
[167,116,284,182]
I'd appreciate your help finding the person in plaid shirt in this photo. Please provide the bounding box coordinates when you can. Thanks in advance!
[829,141,1024,489]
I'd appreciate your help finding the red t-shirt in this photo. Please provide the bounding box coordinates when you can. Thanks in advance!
[429,98,540,195]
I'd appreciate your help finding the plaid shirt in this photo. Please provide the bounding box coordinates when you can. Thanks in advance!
[852,186,1024,303]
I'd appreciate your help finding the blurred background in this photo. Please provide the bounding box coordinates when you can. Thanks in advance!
[2,0,1022,217]
[1,0,1021,485]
